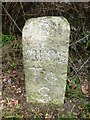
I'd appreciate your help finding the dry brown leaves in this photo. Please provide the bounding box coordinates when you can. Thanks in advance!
[81,80,89,97]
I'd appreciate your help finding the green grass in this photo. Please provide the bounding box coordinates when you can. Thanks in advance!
[84,102,90,113]
[1,34,15,45]
[4,113,23,119]
[66,77,84,99]
[10,61,17,69]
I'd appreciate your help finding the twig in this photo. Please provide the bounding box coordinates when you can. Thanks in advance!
[2,5,22,33]
[69,57,82,84]
[69,35,89,47]
[20,2,26,22]
[78,56,90,72]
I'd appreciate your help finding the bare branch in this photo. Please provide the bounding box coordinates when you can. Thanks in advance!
[78,56,90,72]
[69,35,89,47]
[2,4,22,33]
[20,2,26,22]
[69,57,82,83]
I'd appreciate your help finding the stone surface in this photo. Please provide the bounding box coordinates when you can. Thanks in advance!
[22,16,70,105]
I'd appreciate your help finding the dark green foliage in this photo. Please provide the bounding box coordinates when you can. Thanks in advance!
[84,102,90,113]
[4,113,23,119]
[1,34,15,45]
[66,77,83,99]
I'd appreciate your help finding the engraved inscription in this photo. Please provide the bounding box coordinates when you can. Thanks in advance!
[26,46,67,64]
[45,72,58,84]
[29,67,42,82]
[38,87,50,97]
[38,87,51,103]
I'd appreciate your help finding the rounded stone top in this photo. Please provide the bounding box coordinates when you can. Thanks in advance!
[22,16,70,43]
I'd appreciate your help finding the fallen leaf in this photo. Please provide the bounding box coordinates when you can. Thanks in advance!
[78,105,83,110]
[71,85,76,90]
[3,78,7,82]
[81,80,89,95]
[73,112,80,116]
[7,99,18,107]
[0,91,2,96]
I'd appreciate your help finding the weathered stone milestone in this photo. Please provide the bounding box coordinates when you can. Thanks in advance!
[22,16,70,105]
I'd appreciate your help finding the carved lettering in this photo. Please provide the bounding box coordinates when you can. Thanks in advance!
[26,46,67,63]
